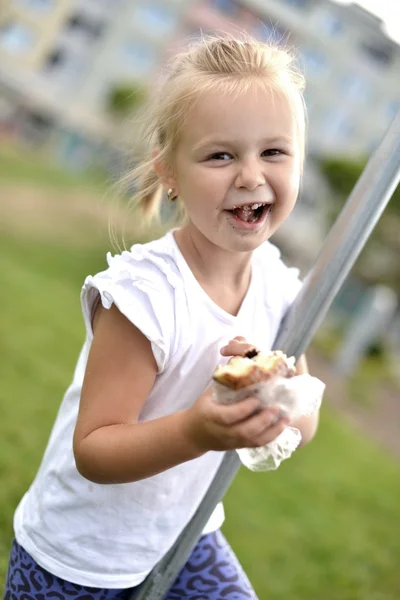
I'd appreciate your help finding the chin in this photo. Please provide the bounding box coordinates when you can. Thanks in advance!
[224,231,271,253]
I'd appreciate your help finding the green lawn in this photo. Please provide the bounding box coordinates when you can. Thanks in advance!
[0,142,107,190]
[1,147,399,599]
[1,231,400,599]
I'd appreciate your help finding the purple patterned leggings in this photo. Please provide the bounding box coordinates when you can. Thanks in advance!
[4,532,258,599]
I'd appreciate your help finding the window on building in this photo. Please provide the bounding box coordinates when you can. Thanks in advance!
[0,22,35,54]
[359,41,393,67]
[300,48,326,77]
[385,100,400,122]
[42,47,86,85]
[132,4,177,35]
[323,109,353,142]
[65,13,104,39]
[122,42,156,76]
[315,7,343,37]
[340,74,371,103]
[20,111,54,146]
[17,0,54,12]
[44,49,66,68]
[254,22,287,45]
[282,0,310,8]
[212,0,239,16]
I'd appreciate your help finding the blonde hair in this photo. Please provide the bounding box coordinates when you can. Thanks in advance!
[121,33,307,225]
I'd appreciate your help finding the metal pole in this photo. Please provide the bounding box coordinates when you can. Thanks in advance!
[131,110,400,600]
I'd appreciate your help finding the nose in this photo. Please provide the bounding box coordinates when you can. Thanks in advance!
[234,158,265,191]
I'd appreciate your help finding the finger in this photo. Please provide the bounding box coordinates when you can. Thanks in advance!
[270,408,287,425]
[233,407,282,441]
[212,396,261,426]
[247,416,291,448]
[220,339,257,357]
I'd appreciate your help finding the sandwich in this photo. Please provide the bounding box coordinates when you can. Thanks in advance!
[213,349,296,391]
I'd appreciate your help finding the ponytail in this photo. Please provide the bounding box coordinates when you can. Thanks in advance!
[137,161,164,219]
[120,155,164,223]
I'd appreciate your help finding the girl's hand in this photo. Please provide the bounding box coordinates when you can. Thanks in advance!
[183,335,289,453]
[220,336,320,449]
[183,388,290,453]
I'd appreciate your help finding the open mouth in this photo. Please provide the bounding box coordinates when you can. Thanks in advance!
[226,202,272,224]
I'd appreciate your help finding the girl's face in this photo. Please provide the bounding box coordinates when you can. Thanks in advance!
[168,85,302,253]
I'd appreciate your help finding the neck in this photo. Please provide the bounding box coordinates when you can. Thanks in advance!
[173,223,253,289]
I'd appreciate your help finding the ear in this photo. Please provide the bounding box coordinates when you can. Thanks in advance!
[152,149,179,196]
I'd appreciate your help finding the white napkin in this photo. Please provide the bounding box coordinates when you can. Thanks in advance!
[213,374,325,471]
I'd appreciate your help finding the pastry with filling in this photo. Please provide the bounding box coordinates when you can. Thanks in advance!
[213,350,296,391]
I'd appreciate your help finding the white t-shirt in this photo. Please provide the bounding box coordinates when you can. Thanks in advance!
[14,230,302,589]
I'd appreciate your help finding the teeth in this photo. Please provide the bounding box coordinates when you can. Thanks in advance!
[230,202,271,210]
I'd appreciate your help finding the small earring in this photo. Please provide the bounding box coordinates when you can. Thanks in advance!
[167,188,177,202]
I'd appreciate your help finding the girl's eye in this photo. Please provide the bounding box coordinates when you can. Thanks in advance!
[206,152,233,161]
[262,149,284,157]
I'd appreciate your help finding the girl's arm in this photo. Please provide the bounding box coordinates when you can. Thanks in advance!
[73,305,289,484]
[73,303,202,484]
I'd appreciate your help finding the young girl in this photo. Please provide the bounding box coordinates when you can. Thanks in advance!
[4,35,321,600]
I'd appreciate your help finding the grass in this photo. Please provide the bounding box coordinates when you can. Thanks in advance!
[0,141,108,190]
[224,420,400,599]
[0,234,109,583]
[313,326,400,406]
[1,231,400,599]
[1,146,399,598]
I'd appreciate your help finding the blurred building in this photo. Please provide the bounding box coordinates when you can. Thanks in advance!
[237,0,400,157]
[179,0,400,265]
[1,0,398,165]
[180,0,399,158]
[0,0,191,167]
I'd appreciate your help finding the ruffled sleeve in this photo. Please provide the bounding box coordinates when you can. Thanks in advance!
[81,247,181,373]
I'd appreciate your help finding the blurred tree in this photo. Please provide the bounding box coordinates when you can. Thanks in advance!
[105,82,148,177]
[320,156,400,294]
[320,157,400,216]
[107,83,146,117]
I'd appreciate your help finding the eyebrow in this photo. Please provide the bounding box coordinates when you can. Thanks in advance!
[193,136,294,151]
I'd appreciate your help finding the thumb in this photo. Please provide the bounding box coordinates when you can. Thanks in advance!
[220,338,258,357]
